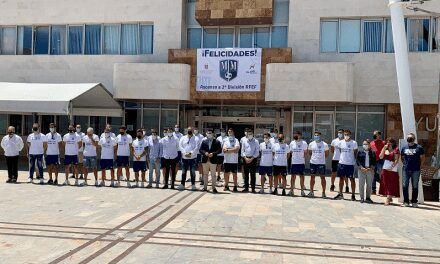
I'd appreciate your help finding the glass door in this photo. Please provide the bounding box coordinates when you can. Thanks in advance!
[314,112,334,144]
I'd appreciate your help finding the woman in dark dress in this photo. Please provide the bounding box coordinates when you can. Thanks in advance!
[379,138,400,205]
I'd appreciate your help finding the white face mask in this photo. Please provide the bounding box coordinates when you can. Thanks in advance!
[174,128,179,132]
[49,128,55,133]
[228,136,234,141]
[344,135,350,140]
[167,132,173,137]
[270,133,276,138]
[338,133,343,139]
[76,128,81,133]
[220,132,226,137]
[207,133,213,139]
[363,144,369,151]
[247,134,254,140]
[152,135,157,140]
[264,138,269,143]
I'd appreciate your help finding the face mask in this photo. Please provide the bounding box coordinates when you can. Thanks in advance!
[207,133,213,139]
[187,130,193,135]
[314,136,320,142]
[167,132,173,137]
[49,128,55,133]
[338,133,343,139]
[244,132,248,136]
[68,129,74,133]
[32,127,38,132]
[270,133,276,138]
[363,144,369,151]
[152,135,157,140]
[229,136,234,141]
[293,135,299,140]
[105,132,110,138]
[137,135,142,139]
[220,132,226,137]
[264,138,269,143]
[278,138,283,143]
[174,128,179,132]
[247,134,253,139]
[76,128,81,133]
[194,130,199,135]
[344,135,350,140]
[163,132,167,137]
[407,137,415,143]
[120,131,125,135]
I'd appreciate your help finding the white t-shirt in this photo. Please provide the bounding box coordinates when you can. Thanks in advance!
[331,138,342,160]
[216,135,227,156]
[99,137,117,160]
[289,140,308,165]
[338,140,358,165]
[223,137,240,164]
[27,133,47,155]
[308,141,329,165]
[116,134,133,156]
[132,138,148,162]
[259,142,273,167]
[272,143,290,166]
[76,132,85,152]
[63,133,82,156]
[82,134,99,157]
[45,132,62,155]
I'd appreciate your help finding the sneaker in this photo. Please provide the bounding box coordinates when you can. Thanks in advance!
[322,192,326,199]
[178,184,185,191]
[53,179,58,185]
[233,186,238,192]
[334,193,344,200]
[365,198,374,204]
[345,186,350,193]
[401,202,410,207]
[282,189,286,196]
[100,181,105,187]
[360,199,365,203]
[79,175,84,179]
[272,188,278,195]
[27,178,33,183]
[259,188,265,194]
[213,188,218,194]
[191,184,197,191]
[74,179,79,186]
[288,190,294,197]
[39,178,44,185]
[301,190,306,197]
[307,191,314,198]
[330,185,335,192]
[162,185,169,189]
[95,181,99,187]
[242,189,249,193]
[47,179,53,185]
[351,194,356,201]
[412,203,419,208]
[114,181,119,187]
[64,179,70,186]
[127,181,132,188]
[201,187,207,192]
[224,186,230,191]
[146,183,152,188]
[155,183,159,188]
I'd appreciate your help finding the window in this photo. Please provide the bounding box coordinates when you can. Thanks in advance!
[335,113,356,138]
[239,28,253,48]
[24,115,35,134]
[0,114,7,134]
[103,24,120,54]
[161,109,177,132]
[187,28,201,48]
[223,106,254,117]
[186,0,199,27]
[17,26,32,55]
[121,24,138,55]
[385,19,394,53]
[339,19,360,53]
[203,28,218,48]
[219,28,234,48]
[254,27,270,48]
[1,27,16,54]
[433,18,438,52]
[408,18,430,52]
[107,117,122,134]
[320,21,338,52]
[139,25,153,54]
[85,25,101,55]
[143,109,159,134]
[9,115,22,135]
[356,113,384,143]
[271,26,288,48]
[33,26,49,54]
[89,116,106,135]
[41,115,55,134]
[68,25,83,54]
[273,0,289,24]
[363,20,383,52]
[50,25,66,55]
[293,112,313,142]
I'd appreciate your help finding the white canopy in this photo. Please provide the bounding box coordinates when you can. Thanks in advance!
[0,82,122,117]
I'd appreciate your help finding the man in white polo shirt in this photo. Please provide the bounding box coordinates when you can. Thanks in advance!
[27,123,47,184]
[1,126,24,183]
[99,127,117,187]
[63,124,82,186]
[45,123,62,185]
[116,126,133,187]
[82,127,99,186]
[308,131,329,198]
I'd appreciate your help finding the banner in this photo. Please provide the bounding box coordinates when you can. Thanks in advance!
[196,48,262,92]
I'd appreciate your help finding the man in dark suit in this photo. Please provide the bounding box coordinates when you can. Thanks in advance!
[199,128,222,193]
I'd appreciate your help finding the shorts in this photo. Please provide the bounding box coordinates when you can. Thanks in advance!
[100,159,114,170]
[258,166,273,176]
[116,156,130,167]
[310,163,326,175]
[133,161,147,172]
[273,165,287,177]
[224,163,238,174]
[84,156,97,169]
[46,155,59,165]
[217,156,224,165]
[332,160,339,172]
[290,164,305,175]
[337,164,355,178]
[64,155,78,165]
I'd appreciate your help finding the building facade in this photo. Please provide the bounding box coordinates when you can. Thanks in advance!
[0,0,439,156]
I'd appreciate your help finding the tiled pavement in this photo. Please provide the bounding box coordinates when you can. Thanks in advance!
[0,170,439,264]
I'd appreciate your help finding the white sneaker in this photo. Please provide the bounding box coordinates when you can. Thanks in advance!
[95,181,99,187]
[412,203,419,208]
[191,184,197,191]
[288,190,294,197]
[259,188,264,194]
[178,184,185,191]
[27,178,33,183]
[307,191,315,198]
[402,202,410,207]
[301,190,306,197]
[39,178,44,184]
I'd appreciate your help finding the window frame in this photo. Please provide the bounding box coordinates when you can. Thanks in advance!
[67,24,85,55]
[139,23,154,54]
[320,19,339,53]
[33,25,51,55]
[361,18,385,53]
[406,16,432,53]
[50,25,68,55]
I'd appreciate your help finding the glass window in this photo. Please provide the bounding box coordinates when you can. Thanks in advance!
[223,106,254,117]
[408,18,430,52]
[385,19,394,53]
[9,115,22,135]
[187,28,202,48]
[255,27,270,48]
[315,106,335,111]
[85,25,101,55]
[33,26,49,54]
[140,25,153,54]
[186,1,199,27]
[336,105,356,112]
[103,24,120,54]
[320,21,338,52]
[203,28,217,48]
[55,115,69,135]
[358,105,385,112]
[239,28,253,48]
[1,27,16,55]
[335,113,356,138]
[74,116,89,132]
[121,24,138,55]
[339,20,360,53]
[0,114,7,134]
[293,112,313,142]
[68,26,84,54]
[294,105,313,111]
[363,20,383,52]
[356,113,384,143]
[161,109,177,132]
[41,115,55,134]
[50,25,66,55]
[24,115,35,135]
[219,28,234,48]
[142,109,159,133]
[89,116,106,135]
[433,18,438,52]
[257,108,277,118]
[202,106,221,117]
[107,117,122,134]
[271,26,288,48]
[273,0,289,24]
[17,26,33,55]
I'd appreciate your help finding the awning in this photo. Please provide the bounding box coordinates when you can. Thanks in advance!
[0,82,122,117]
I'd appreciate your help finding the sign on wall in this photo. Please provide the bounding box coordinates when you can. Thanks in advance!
[196,48,262,92]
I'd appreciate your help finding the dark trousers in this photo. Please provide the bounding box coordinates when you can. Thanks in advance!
[6,156,19,180]
[372,159,384,192]
[163,158,177,187]
[29,154,43,179]
[243,159,257,190]
[403,170,421,204]
[181,158,196,185]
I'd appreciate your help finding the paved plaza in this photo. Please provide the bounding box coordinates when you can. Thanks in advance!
[0,169,439,264]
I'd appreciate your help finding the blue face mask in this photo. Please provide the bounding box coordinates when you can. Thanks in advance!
[314,136,321,142]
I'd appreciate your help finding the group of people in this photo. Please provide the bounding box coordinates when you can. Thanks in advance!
[1,122,425,207]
